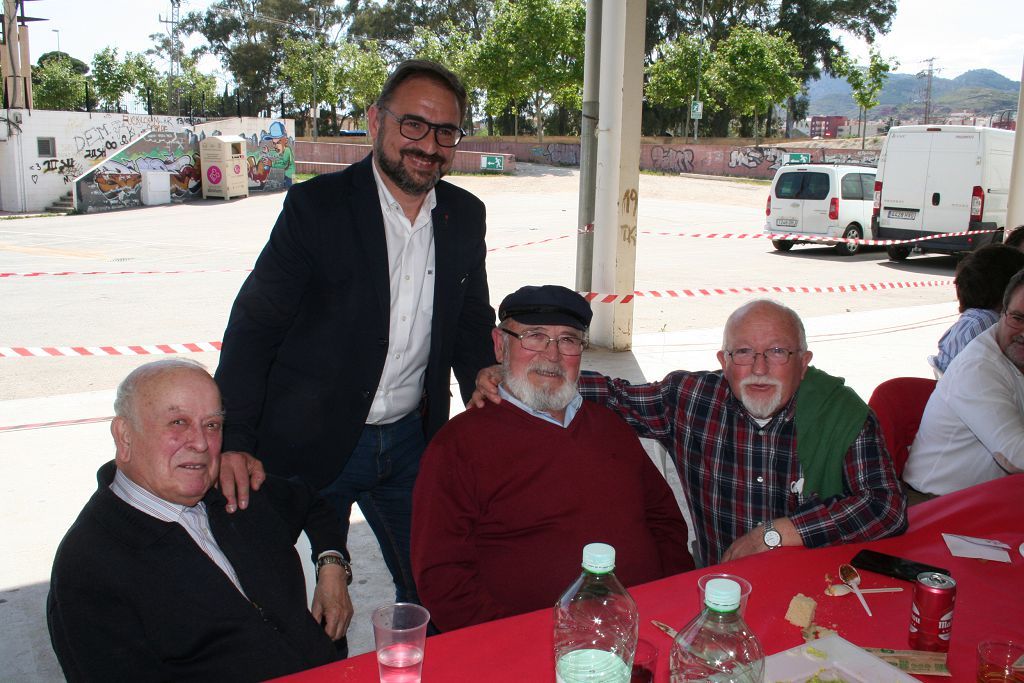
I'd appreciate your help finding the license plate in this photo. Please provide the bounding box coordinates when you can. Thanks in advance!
[776,218,798,227]
[888,209,917,220]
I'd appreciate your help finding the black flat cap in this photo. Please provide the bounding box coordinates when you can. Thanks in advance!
[498,285,592,330]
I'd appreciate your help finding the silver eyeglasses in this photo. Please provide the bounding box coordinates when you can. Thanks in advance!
[379,107,465,147]
[725,347,797,366]
[500,328,586,356]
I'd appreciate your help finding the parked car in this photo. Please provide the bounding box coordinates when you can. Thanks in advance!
[872,125,1013,261]
[764,163,877,256]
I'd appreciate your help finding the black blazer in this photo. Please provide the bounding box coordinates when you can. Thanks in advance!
[47,463,345,682]
[215,155,495,488]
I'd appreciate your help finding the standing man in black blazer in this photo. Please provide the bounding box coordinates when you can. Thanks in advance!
[214,60,496,604]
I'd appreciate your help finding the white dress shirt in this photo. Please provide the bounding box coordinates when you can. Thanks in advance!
[905,325,1024,495]
[110,470,247,597]
[366,162,436,424]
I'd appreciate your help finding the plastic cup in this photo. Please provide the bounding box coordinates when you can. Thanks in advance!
[977,640,1024,682]
[630,638,658,683]
[372,603,430,683]
[697,573,753,616]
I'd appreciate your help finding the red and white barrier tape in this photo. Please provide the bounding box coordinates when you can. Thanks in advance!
[0,416,113,433]
[0,268,251,278]
[643,228,1000,246]
[0,341,222,359]
[486,235,571,252]
[582,279,951,304]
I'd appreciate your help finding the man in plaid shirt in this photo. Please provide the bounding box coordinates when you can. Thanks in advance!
[475,299,907,567]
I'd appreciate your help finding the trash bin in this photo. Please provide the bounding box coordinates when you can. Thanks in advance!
[140,171,172,206]
[199,135,249,200]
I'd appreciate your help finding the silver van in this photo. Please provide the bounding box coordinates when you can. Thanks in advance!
[764,163,877,256]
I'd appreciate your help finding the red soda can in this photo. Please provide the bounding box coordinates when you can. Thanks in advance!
[908,572,956,651]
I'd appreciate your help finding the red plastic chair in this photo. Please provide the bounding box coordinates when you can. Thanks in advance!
[867,377,938,478]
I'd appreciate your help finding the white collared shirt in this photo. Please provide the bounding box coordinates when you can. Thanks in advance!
[498,384,584,428]
[110,470,247,597]
[366,161,437,424]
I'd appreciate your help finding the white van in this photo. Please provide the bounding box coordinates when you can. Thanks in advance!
[764,163,877,256]
[872,125,1014,261]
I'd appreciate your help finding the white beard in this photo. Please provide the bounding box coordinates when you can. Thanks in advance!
[737,375,784,418]
[502,356,578,414]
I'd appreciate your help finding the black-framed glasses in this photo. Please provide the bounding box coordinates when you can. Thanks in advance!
[725,347,797,366]
[500,328,586,356]
[1004,311,1024,330]
[379,107,465,147]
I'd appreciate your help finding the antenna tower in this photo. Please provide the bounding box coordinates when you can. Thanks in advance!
[159,0,182,115]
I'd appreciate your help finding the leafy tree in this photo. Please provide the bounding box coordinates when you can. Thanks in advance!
[346,0,493,62]
[707,25,801,142]
[33,55,88,111]
[336,41,389,122]
[645,35,714,136]
[473,0,585,141]
[834,48,896,149]
[38,51,89,75]
[281,37,341,135]
[91,47,147,111]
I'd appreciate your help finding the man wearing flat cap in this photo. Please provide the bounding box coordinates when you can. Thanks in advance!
[410,285,693,631]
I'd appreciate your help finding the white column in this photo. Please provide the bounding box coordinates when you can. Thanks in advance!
[590,0,646,351]
[1006,57,1024,230]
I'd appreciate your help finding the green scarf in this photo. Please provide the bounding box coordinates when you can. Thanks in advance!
[793,366,868,501]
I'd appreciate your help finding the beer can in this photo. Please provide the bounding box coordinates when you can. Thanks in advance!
[908,572,956,652]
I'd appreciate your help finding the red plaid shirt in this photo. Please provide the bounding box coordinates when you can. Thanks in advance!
[578,369,907,566]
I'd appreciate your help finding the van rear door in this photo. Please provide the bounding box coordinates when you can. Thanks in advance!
[768,170,804,232]
[798,171,831,234]
[921,131,979,233]
[877,129,932,231]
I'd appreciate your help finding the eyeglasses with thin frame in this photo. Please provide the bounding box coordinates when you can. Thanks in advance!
[379,107,465,148]
[500,328,587,356]
[724,347,798,366]
[1004,311,1024,330]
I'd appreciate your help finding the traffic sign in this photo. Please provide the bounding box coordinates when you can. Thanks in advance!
[690,100,703,120]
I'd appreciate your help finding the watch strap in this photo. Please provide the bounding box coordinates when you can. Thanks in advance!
[316,554,353,585]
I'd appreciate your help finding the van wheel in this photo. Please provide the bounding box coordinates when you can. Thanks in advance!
[887,245,911,262]
[772,240,794,252]
[835,225,862,256]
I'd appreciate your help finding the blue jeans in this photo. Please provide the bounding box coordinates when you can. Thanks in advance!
[318,411,424,604]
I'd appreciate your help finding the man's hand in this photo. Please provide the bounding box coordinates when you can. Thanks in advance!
[468,365,503,409]
[721,517,800,563]
[312,565,354,641]
[217,451,266,513]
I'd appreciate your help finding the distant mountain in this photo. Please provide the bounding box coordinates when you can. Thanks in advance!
[806,68,1020,121]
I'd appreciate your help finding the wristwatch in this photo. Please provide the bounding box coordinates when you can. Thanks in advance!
[762,519,782,550]
[316,554,353,585]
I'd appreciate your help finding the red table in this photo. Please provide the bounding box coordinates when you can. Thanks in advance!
[277,476,1024,682]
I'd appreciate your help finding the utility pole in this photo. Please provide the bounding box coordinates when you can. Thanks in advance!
[921,57,935,125]
[159,0,182,116]
[692,0,705,142]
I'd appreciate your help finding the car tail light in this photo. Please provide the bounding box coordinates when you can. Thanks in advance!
[829,197,839,220]
[970,186,984,223]
[872,181,882,218]
[766,195,771,216]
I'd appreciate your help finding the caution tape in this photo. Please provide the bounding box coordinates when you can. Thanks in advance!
[582,278,951,304]
[0,268,252,278]
[643,228,1000,246]
[0,341,222,358]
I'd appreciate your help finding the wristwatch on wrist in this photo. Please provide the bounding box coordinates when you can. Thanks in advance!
[762,519,782,550]
[316,554,353,585]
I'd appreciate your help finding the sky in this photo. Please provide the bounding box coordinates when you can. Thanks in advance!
[26,0,1024,84]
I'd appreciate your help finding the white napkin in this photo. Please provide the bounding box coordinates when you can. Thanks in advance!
[941,533,1012,563]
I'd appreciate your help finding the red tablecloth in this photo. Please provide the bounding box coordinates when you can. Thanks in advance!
[276,475,1024,682]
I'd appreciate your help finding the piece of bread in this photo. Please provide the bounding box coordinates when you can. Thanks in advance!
[785,593,817,628]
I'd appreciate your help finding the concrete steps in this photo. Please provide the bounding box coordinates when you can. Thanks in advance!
[45,191,74,215]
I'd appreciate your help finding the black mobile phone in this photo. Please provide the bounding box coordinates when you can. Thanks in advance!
[850,549,950,582]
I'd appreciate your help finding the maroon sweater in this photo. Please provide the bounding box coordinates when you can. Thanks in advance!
[411,399,694,632]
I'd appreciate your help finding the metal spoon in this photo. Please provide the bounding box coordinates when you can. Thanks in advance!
[826,584,904,597]
[839,563,873,616]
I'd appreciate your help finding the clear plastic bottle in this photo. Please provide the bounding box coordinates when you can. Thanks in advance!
[669,577,764,683]
[553,543,639,683]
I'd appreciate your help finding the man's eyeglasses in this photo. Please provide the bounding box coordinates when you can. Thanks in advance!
[725,347,797,366]
[500,328,586,356]
[1004,311,1024,330]
[379,108,465,148]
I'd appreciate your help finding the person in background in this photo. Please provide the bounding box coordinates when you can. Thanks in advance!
[474,299,908,567]
[413,286,693,631]
[214,60,496,605]
[905,269,1024,499]
[933,244,1024,373]
[48,360,351,682]
[1001,225,1024,250]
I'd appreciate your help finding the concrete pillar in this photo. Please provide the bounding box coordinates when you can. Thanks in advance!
[589,0,646,350]
[1006,57,1024,230]
[575,0,601,293]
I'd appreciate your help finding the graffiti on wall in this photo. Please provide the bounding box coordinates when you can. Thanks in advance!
[531,143,579,166]
[727,146,788,171]
[28,157,83,185]
[822,150,879,165]
[650,146,695,174]
[244,121,295,190]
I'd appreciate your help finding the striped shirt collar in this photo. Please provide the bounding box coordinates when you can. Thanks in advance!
[110,469,202,522]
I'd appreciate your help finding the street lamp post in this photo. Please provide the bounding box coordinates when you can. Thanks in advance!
[52,28,60,55]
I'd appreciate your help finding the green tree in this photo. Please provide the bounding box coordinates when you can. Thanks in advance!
[707,25,801,142]
[281,37,341,135]
[336,41,389,121]
[92,47,146,111]
[345,0,493,63]
[473,0,585,141]
[645,35,714,136]
[834,48,897,149]
[38,51,89,75]
[33,55,88,111]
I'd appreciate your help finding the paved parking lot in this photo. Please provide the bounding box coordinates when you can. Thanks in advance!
[0,163,956,680]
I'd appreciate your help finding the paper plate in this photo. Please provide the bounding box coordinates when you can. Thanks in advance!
[763,634,918,682]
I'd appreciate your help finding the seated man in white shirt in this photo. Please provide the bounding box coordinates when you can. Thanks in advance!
[905,269,1024,497]
[47,360,353,682]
